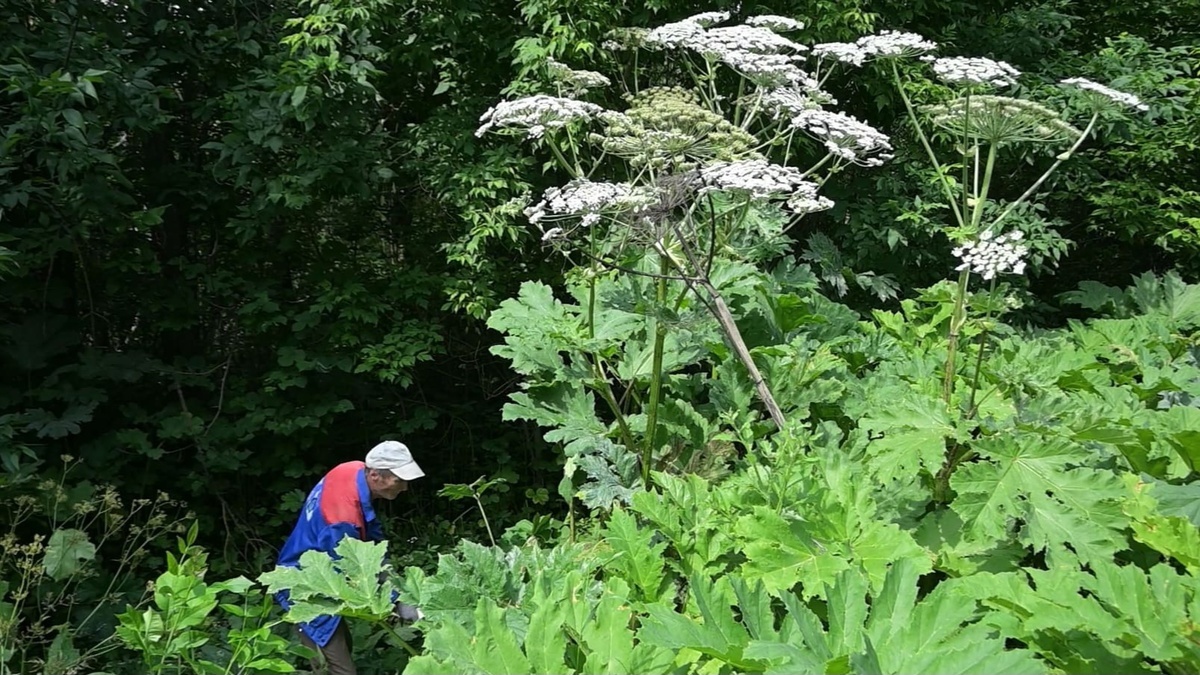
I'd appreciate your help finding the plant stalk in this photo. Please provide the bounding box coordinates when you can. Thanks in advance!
[641,254,669,487]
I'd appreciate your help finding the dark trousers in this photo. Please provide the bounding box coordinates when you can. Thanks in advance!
[298,621,356,675]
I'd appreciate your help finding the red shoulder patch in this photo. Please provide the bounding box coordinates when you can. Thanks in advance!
[319,461,366,536]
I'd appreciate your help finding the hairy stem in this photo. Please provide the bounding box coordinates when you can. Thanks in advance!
[641,254,669,487]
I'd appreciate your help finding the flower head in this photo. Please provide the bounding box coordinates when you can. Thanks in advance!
[745,15,804,32]
[525,179,657,233]
[931,57,1020,88]
[1060,77,1149,112]
[477,95,604,138]
[698,159,833,213]
[546,57,611,95]
[811,42,870,67]
[855,31,937,60]
[790,109,894,166]
[757,86,831,120]
[952,230,1028,279]
[692,25,807,57]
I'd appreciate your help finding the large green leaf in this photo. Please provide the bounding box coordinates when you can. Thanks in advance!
[42,529,96,581]
[640,573,761,671]
[736,507,849,596]
[950,434,1126,565]
[602,507,667,602]
[258,538,394,623]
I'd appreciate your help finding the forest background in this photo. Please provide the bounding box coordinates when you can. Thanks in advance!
[2,0,1199,673]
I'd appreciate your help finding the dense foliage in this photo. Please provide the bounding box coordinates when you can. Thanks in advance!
[1,0,1198,674]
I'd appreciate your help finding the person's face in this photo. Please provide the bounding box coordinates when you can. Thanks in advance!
[370,469,408,500]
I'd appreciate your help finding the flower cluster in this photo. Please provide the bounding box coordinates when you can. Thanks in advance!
[791,109,894,166]
[643,13,813,88]
[812,31,937,67]
[952,230,1028,279]
[547,57,611,95]
[694,25,807,56]
[593,87,759,169]
[477,95,604,138]
[526,179,657,238]
[745,15,804,32]
[1060,77,1149,112]
[697,159,833,213]
[758,86,828,120]
[931,57,1020,88]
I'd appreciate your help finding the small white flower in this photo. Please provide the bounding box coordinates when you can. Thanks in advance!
[931,57,1020,87]
[757,86,831,119]
[645,19,707,49]
[952,230,1029,279]
[1060,77,1149,112]
[697,159,826,211]
[691,25,807,57]
[546,57,611,94]
[745,15,804,32]
[855,31,938,60]
[524,179,656,229]
[790,109,894,166]
[685,11,730,27]
[477,95,604,138]
[720,51,813,88]
[811,42,870,67]
[541,227,565,242]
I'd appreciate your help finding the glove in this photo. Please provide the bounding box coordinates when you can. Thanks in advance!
[393,602,423,622]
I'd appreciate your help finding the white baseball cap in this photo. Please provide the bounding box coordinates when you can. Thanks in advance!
[365,441,425,481]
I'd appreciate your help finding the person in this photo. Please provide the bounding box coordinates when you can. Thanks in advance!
[274,441,425,675]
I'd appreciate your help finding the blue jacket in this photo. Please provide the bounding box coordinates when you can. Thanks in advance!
[275,461,383,647]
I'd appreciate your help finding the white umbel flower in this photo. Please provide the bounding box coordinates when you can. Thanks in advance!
[524,180,656,229]
[811,31,936,67]
[746,15,804,32]
[684,11,730,27]
[692,25,807,57]
[477,95,604,138]
[547,57,611,94]
[720,52,813,88]
[645,19,706,49]
[758,86,829,120]
[931,57,1020,87]
[1060,77,1149,112]
[812,42,870,67]
[791,109,894,166]
[698,159,832,213]
[855,31,937,59]
[952,230,1029,280]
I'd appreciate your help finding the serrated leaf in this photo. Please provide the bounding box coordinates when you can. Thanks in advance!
[258,538,394,623]
[736,507,848,596]
[950,434,1126,565]
[602,508,666,601]
[43,529,95,581]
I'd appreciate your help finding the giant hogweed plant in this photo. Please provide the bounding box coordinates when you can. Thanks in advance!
[475,11,1150,502]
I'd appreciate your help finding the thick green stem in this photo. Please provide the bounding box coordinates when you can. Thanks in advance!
[943,143,997,404]
[641,254,669,488]
[966,279,999,418]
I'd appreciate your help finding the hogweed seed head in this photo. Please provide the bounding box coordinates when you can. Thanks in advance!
[924,95,1080,145]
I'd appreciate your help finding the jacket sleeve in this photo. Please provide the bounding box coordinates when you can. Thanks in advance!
[365,517,385,542]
